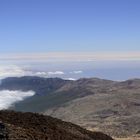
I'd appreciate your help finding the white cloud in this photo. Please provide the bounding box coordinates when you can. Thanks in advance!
[35,72,46,75]
[65,78,76,81]
[35,72,48,77]
[0,65,65,79]
[47,71,65,75]
[0,65,49,79]
[70,71,83,74]
[0,65,66,79]
[0,65,32,78]
[0,90,35,110]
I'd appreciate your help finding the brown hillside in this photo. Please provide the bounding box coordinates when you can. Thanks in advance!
[0,110,113,140]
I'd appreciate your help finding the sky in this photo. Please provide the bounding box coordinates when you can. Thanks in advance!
[0,0,140,53]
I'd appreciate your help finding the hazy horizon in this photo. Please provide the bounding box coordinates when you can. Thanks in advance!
[1,58,140,81]
[0,0,139,81]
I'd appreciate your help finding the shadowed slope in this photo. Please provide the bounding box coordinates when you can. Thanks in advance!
[0,110,113,140]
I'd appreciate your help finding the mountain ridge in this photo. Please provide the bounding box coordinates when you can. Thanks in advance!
[0,76,140,138]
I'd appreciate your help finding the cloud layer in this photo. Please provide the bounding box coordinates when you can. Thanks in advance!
[0,65,32,78]
[47,71,64,75]
[70,71,83,74]
[0,90,35,110]
[0,65,66,79]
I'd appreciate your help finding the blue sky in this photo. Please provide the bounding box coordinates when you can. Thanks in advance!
[0,0,140,53]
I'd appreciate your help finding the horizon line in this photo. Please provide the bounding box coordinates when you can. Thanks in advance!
[0,52,140,61]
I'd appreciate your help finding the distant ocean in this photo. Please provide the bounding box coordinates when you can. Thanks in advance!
[0,60,140,81]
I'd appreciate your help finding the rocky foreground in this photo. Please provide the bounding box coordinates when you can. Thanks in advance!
[0,110,113,140]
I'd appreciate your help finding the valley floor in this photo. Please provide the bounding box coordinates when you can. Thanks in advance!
[116,137,140,140]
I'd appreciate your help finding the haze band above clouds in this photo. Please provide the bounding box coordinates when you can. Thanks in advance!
[0,52,140,61]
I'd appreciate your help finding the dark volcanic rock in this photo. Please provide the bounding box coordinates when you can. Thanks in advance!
[0,122,8,140]
[0,110,113,140]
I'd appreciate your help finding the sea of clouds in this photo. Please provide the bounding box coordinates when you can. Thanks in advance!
[0,90,35,110]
